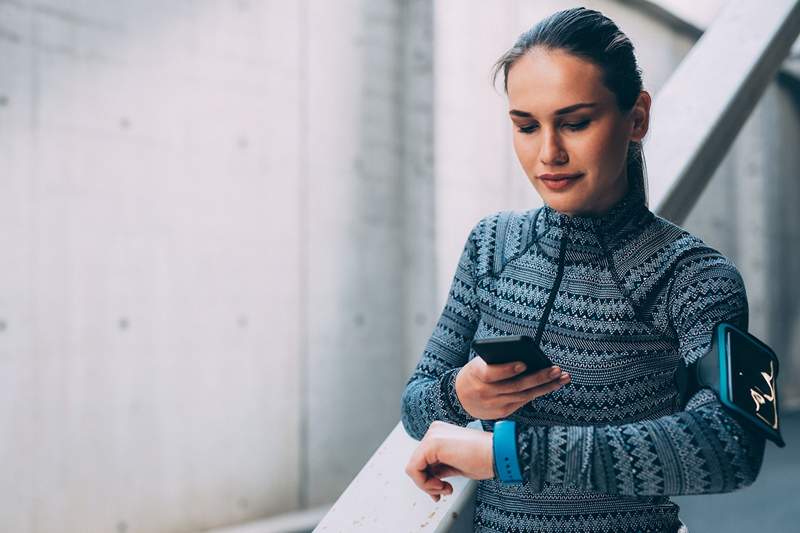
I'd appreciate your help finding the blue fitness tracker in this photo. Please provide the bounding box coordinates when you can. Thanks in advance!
[493,420,523,484]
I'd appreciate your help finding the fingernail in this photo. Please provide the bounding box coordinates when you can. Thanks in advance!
[549,367,560,378]
[560,372,570,381]
[515,363,526,372]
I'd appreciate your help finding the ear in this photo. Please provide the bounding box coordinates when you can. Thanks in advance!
[630,90,651,142]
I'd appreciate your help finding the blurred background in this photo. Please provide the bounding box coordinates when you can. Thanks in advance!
[1,0,798,532]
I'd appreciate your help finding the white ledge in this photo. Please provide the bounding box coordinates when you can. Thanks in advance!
[313,421,482,533]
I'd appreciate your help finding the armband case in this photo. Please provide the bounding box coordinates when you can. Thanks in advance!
[689,321,785,447]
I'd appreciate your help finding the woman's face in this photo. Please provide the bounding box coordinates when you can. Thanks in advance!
[506,47,649,216]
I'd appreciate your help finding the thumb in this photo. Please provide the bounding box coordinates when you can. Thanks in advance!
[428,463,463,479]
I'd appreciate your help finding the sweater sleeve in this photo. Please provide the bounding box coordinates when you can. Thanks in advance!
[515,254,767,496]
[400,221,483,441]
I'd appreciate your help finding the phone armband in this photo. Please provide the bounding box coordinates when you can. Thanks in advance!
[678,321,785,447]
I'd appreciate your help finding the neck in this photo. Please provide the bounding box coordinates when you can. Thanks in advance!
[535,172,651,256]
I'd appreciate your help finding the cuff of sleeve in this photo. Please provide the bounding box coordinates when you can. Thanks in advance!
[439,367,475,425]
[517,425,547,491]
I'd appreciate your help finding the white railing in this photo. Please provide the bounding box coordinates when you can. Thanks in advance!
[312,421,481,533]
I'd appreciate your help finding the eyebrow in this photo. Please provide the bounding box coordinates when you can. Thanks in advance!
[509,102,598,118]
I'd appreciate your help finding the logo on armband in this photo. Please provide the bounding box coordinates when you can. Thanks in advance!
[749,360,778,430]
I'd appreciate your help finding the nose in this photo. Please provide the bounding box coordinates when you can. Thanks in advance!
[539,129,568,166]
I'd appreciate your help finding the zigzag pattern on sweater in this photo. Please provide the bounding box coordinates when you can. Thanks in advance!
[400,177,765,532]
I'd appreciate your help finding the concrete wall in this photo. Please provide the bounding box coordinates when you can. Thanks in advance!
[304,0,436,509]
[1,1,306,531]
[0,0,434,531]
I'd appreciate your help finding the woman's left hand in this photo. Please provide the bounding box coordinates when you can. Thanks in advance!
[405,420,495,501]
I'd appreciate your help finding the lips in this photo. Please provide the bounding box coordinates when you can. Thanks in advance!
[539,173,584,191]
[539,173,583,181]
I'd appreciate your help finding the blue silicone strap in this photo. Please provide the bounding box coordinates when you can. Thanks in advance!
[493,420,523,484]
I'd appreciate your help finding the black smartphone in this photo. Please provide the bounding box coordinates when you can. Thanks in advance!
[470,335,554,376]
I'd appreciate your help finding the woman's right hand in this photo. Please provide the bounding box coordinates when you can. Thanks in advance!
[454,357,570,420]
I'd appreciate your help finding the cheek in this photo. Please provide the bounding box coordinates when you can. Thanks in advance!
[601,120,630,152]
[576,128,622,169]
[513,134,537,168]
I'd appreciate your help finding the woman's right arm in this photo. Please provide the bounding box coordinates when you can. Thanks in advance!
[400,221,483,441]
[401,212,569,440]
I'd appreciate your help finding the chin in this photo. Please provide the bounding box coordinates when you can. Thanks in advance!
[543,195,581,214]
[532,183,579,212]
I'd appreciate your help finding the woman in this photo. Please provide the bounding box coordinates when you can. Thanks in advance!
[400,7,765,533]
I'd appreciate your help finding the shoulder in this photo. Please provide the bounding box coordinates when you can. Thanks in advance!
[608,213,747,329]
[648,215,745,288]
[614,212,743,283]
[466,208,537,281]
[645,217,748,333]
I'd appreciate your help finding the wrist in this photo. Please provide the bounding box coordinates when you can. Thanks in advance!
[442,367,475,424]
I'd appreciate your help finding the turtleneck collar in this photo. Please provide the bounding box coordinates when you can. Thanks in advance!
[533,174,653,257]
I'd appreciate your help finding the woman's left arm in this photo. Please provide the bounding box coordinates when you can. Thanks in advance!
[516,255,767,496]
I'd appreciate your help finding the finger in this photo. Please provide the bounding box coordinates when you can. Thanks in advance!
[501,372,570,403]
[407,462,445,493]
[429,463,461,479]
[525,372,570,397]
[423,473,445,490]
[479,359,529,383]
[426,478,453,496]
[496,365,562,394]
[428,483,454,497]
[409,453,448,492]
[406,445,438,491]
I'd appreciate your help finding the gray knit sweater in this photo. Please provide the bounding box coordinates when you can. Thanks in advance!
[400,178,766,533]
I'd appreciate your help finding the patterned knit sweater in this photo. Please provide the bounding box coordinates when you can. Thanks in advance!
[400,177,766,533]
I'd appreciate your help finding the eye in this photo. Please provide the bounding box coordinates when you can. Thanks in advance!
[563,120,590,131]
[516,120,591,134]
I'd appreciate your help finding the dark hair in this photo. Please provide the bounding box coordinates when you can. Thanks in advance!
[491,7,648,206]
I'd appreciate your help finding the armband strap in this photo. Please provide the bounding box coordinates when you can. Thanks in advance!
[679,321,785,447]
[493,420,523,484]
